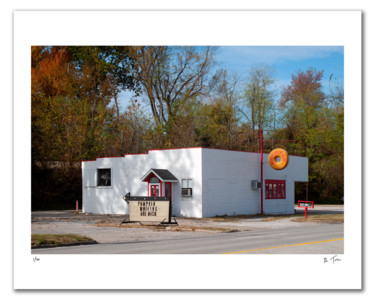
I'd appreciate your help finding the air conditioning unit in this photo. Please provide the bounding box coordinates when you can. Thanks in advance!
[251,180,261,189]
[181,188,192,197]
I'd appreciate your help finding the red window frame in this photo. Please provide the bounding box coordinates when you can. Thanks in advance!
[265,180,286,199]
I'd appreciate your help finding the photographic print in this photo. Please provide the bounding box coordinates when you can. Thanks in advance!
[14,11,361,290]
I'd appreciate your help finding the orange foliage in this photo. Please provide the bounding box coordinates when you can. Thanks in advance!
[31,46,72,99]
[280,68,324,107]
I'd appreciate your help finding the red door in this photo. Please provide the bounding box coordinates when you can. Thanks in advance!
[150,185,159,197]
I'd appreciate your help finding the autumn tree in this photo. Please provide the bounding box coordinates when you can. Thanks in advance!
[66,46,139,159]
[279,68,325,155]
[32,46,142,162]
[130,46,216,128]
[103,99,152,155]
[68,46,140,119]
[279,68,344,202]
[31,46,144,209]
[32,46,75,161]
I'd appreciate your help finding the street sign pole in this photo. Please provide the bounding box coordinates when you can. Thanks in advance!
[298,201,314,218]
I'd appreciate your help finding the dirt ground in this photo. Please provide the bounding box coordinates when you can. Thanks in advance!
[31,205,343,244]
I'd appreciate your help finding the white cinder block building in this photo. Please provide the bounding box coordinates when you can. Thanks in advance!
[82,147,308,217]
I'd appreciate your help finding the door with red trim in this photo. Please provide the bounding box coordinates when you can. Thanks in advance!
[149,176,160,197]
[165,182,172,201]
[150,184,160,197]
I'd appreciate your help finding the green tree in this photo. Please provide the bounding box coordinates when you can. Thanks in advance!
[241,65,275,151]
[32,46,75,161]
[32,46,141,162]
[68,46,140,119]
[279,68,344,202]
[193,69,240,149]
[279,68,325,155]
[195,100,238,149]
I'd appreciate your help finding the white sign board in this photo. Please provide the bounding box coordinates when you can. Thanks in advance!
[129,200,170,222]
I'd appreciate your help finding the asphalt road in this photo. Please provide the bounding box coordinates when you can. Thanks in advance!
[32,223,343,254]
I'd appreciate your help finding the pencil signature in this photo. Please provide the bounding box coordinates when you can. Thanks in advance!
[33,256,40,263]
[324,255,342,264]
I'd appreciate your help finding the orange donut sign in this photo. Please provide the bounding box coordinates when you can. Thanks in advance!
[268,148,289,170]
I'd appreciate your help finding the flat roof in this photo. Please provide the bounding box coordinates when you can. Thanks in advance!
[82,147,306,162]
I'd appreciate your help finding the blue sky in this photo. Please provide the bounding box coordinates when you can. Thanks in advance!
[215,46,344,93]
[118,46,344,111]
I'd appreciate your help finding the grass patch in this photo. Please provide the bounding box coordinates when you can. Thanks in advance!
[32,234,94,248]
[292,214,344,224]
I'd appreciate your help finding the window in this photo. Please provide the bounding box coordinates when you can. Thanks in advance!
[182,179,193,188]
[150,177,159,183]
[97,169,111,186]
[265,180,285,199]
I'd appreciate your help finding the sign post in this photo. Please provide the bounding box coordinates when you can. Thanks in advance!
[298,200,314,218]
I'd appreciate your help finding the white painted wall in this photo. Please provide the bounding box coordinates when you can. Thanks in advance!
[202,149,260,217]
[263,154,308,214]
[82,157,126,215]
[82,148,308,218]
[122,148,203,218]
[82,148,203,217]
[201,149,308,217]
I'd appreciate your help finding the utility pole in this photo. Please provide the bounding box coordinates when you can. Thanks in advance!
[259,128,295,215]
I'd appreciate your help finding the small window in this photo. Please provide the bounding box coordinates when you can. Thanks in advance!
[265,180,285,199]
[97,169,111,186]
[182,179,193,188]
[150,177,159,183]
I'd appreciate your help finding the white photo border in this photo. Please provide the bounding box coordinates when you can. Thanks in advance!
[14,10,361,290]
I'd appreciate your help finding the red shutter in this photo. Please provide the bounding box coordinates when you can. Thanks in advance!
[265,180,286,199]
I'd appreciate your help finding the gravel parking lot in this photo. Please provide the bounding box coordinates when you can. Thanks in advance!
[31,205,343,244]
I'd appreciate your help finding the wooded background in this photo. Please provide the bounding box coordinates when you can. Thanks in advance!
[31,46,344,210]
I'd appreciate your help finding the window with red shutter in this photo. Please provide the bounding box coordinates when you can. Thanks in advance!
[265,180,286,199]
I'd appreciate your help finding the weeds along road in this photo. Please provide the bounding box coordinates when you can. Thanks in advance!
[32,223,343,254]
